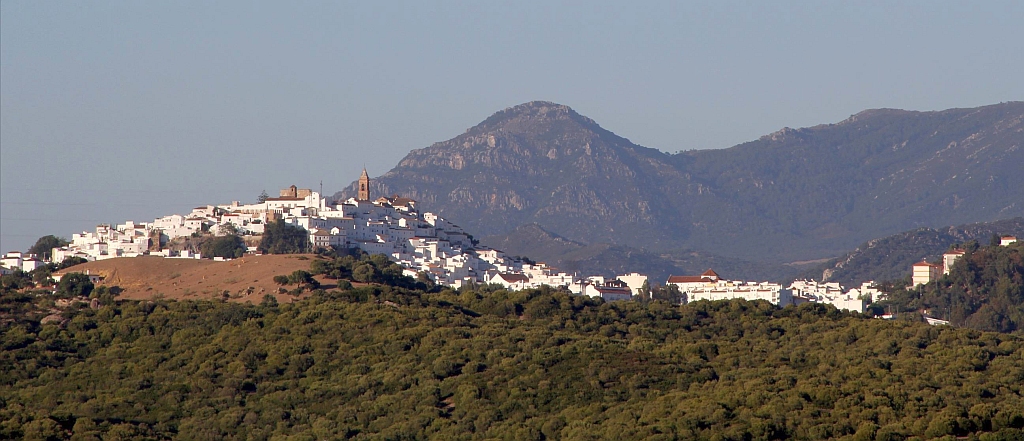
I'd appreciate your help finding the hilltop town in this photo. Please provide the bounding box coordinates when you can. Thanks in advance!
[3,171,1019,316]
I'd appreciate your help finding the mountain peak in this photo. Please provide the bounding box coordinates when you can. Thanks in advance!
[471,101,600,134]
[839,108,916,125]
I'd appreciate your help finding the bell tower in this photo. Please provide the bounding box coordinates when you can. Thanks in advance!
[358,168,370,201]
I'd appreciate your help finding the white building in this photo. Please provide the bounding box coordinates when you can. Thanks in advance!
[788,280,877,314]
[310,228,347,249]
[489,272,531,291]
[1,251,46,272]
[912,261,942,286]
[668,269,792,306]
[36,178,586,290]
[616,273,649,296]
[942,249,965,275]
[593,280,633,302]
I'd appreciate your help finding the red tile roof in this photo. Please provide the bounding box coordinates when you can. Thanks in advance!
[668,269,721,284]
[701,269,720,278]
[498,273,530,283]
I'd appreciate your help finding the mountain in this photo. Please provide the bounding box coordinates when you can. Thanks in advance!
[802,217,1024,286]
[481,223,797,283]
[339,102,688,249]
[337,101,1024,265]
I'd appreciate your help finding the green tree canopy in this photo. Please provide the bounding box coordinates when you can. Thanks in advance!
[27,235,68,260]
[200,234,245,259]
[55,273,94,298]
[2,288,1022,440]
[258,221,310,254]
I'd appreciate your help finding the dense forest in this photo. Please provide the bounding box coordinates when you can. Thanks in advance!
[878,241,1024,334]
[3,253,1024,440]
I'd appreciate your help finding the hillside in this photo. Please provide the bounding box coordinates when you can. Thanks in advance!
[3,287,1023,439]
[880,240,1024,333]
[54,255,334,303]
[481,223,798,283]
[336,101,1024,266]
[804,217,1024,285]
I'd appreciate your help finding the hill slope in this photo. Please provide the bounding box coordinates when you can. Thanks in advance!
[55,255,332,303]
[804,217,1024,285]
[337,101,1024,265]
[880,240,1024,333]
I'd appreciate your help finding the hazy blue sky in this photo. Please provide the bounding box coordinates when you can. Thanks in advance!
[2,1,1022,252]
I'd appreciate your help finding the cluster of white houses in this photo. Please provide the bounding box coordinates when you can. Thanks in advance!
[21,171,647,301]
[665,269,879,313]
[787,280,882,313]
[16,170,1014,312]
[0,251,46,274]
[669,269,791,306]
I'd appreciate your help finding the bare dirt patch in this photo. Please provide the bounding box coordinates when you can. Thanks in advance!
[55,255,334,303]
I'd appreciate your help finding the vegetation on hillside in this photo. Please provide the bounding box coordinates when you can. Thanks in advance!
[877,241,1024,334]
[258,221,311,255]
[199,232,246,259]
[2,261,1023,439]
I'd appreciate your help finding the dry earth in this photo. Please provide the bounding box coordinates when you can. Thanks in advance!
[53,255,335,303]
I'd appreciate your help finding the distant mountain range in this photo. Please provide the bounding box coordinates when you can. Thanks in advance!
[337,100,1024,276]
[480,223,796,284]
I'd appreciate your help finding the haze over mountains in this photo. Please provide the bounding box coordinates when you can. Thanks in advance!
[337,101,1024,279]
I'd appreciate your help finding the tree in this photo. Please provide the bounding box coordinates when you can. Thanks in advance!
[200,234,245,259]
[416,271,436,291]
[637,279,652,302]
[258,221,310,254]
[257,190,269,203]
[28,235,69,260]
[287,270,314,285]
[56,273,94,298]
[352,263,377,283]
[31,266,54,285]
[58,256,88,270]
[260,294,279,307]
[651,284,683,304]
[217,223,239,236]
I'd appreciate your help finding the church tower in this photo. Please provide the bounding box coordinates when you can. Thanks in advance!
[358,168,370,201]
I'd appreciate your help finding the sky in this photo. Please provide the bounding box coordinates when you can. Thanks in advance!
[2,1,1023,253]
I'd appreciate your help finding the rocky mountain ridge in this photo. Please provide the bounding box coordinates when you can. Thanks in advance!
[337,100,1024,267]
